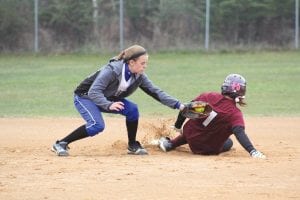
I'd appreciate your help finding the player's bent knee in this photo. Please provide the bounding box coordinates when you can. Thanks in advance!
[87,123,105,136]
[222,138,233,152]
[126,104,139,121]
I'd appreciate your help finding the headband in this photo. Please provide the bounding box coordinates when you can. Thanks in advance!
[125,51,147,62]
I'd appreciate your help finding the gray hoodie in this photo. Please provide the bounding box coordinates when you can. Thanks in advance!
[74,59,180,111]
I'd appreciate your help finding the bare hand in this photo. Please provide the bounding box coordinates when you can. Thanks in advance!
[109,101,125,111]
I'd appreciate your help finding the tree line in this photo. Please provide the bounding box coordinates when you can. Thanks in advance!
[0,0,297,53]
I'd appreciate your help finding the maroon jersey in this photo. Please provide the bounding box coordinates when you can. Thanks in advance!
[183,92,245,154]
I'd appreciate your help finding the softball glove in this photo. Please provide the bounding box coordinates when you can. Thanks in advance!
[181,101,212,119]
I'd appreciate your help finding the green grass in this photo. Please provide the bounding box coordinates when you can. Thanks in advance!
[0,51,299,117]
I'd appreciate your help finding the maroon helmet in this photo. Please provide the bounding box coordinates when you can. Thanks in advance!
[221,74,246,100]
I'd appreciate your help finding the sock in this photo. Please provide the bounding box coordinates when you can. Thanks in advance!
[171,134,187,148]
[60,125,88,144]
[126,120,138,144]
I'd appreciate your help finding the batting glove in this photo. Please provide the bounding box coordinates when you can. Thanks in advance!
[250,149,266,159]
[170,125,183,134]
[179,103,186,111]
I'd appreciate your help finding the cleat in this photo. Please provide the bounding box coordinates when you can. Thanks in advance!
[158,137,173,152]
[51,141,69,156]
[127,141,148,155]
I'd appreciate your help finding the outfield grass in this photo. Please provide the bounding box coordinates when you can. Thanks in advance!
[0,51,299,117]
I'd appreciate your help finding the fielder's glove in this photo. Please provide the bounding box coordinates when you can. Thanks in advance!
[181,101,213,119]
[250,149,266,159]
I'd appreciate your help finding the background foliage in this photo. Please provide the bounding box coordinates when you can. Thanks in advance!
[0,0,298,52]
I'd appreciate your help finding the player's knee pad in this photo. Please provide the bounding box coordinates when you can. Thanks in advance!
[86,123,105,136]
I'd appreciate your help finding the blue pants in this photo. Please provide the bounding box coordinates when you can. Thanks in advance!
[74,94,139,136]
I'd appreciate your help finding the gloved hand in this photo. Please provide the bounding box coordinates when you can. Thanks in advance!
[180,101,212,119]
[170,125,183,134]
[250,149,266,159]
[179,103,185,111]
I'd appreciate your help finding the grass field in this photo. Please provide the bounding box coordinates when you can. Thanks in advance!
[0,51,299,117]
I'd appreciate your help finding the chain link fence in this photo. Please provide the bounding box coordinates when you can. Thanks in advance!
[0,0,299,53]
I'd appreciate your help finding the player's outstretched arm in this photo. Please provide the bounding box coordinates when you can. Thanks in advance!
[233,126,266,159]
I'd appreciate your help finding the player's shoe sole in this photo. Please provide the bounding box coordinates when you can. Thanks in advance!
[127,148,148,155]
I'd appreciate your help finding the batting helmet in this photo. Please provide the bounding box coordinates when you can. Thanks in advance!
[221,74,246,100]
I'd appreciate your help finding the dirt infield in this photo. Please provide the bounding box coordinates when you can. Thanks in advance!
[0,117,299,200]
